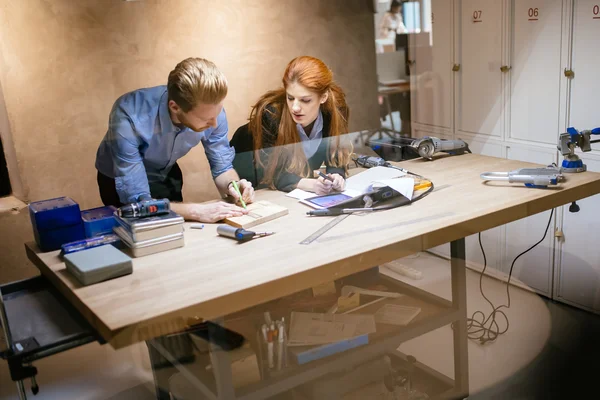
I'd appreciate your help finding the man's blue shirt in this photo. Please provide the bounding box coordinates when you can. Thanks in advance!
[95,85,233,203]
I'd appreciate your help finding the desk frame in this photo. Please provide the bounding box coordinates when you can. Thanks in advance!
[163,238,469,400]
[16,154,600,399]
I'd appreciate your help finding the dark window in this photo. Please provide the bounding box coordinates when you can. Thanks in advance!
[0,137,11,196]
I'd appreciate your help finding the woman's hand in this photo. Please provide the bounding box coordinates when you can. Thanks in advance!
[313,177,333,195]
[329,173,345,192]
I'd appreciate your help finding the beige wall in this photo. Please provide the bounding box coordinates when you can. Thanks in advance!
[0,0,379,283]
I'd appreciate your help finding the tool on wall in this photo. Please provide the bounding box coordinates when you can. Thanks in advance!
[480,167,563,188]
[557,126,600,172]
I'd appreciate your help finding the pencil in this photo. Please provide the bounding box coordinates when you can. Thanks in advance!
[231,180,247,209]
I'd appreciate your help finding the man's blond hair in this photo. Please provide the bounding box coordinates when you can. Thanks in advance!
[167,58,228,112]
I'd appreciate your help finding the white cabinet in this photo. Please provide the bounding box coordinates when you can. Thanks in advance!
[509,0,563,145]
[409,0,600,311]
[555,157,600,312]
[411,0,454,132]
[455,0,504,138]
[553,0,600,311]
[463,136,504,275]
[503,146,558,296]
[568,0,600,137]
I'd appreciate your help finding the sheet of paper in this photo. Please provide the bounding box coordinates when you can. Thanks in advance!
[288,311,377,346]
[374,304,421,326]
[371,177,414,200]
[286,189,314,200]
[345,166,405,193]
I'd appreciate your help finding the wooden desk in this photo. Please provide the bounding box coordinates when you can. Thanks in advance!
[24,154,600,398]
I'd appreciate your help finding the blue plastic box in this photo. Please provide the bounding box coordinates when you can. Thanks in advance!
[29,197,85,252]
[81,205,117,238]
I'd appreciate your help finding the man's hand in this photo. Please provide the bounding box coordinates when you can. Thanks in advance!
[228,179,255,206]
[329,173,345,192]
[313,177,334,195]
[171,202,248,223]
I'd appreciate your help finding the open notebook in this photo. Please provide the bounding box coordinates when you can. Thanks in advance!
[287,167,414,208]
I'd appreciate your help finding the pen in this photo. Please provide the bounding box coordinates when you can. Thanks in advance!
[317,171,334,182]
[190,223,204,229]
[231,180,247,209]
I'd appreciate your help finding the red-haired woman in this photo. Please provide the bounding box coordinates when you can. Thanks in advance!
[230,56,352,195]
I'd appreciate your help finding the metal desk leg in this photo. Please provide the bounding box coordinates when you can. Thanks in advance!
[209,317,235,399]
[0,286,28,400]
[451,238,469,399]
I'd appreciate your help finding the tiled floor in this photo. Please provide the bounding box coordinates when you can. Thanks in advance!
[4,251,597,400]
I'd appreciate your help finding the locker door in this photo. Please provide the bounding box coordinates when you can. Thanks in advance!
[556,158,600,312]
[504,146,557,296]
[555,0,600,312]
[412,0,454,130]
[509,0,563,145]
[428,138,504,267]
[569,0,600,134]
[463,139,504,275]
[456,0,504,137]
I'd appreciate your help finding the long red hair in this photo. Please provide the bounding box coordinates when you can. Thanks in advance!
[248,56,352,188]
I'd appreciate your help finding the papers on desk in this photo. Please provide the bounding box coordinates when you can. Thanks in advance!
[345,166,414,200]
[287,166,414,207]
[344,166,404,192]
[286,188,361,201]
[288,312,377,346]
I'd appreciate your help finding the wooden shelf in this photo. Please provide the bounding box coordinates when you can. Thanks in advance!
[168,272,459,400]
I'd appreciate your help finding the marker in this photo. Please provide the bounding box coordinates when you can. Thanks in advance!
[231,181,247,209]
[190,224,204,229]
[317,171,334,182]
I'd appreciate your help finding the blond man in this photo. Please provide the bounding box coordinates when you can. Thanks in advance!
[95,58,254,222]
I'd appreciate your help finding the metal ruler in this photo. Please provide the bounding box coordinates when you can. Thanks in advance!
[300,214,350,245]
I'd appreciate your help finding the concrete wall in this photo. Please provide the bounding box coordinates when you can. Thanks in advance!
[0,0,379,283]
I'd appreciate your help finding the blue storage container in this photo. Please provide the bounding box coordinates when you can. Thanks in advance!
[81,205,117,238]
[29,197,85,252]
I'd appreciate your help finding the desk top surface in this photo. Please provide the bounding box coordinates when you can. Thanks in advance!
[25,154,600,348]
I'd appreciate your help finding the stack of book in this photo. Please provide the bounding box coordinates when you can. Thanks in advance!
[112,210,184,257]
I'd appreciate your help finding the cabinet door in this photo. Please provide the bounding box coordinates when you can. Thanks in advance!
[463,137,504,273]
[555,0,600,311]
[509,0,563,145]
[569,0,600,136]
[556,158,600,311]
[428,136,504,265]
[412,0,454,130]
[456,0,504,137]
[504,146,557,296]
